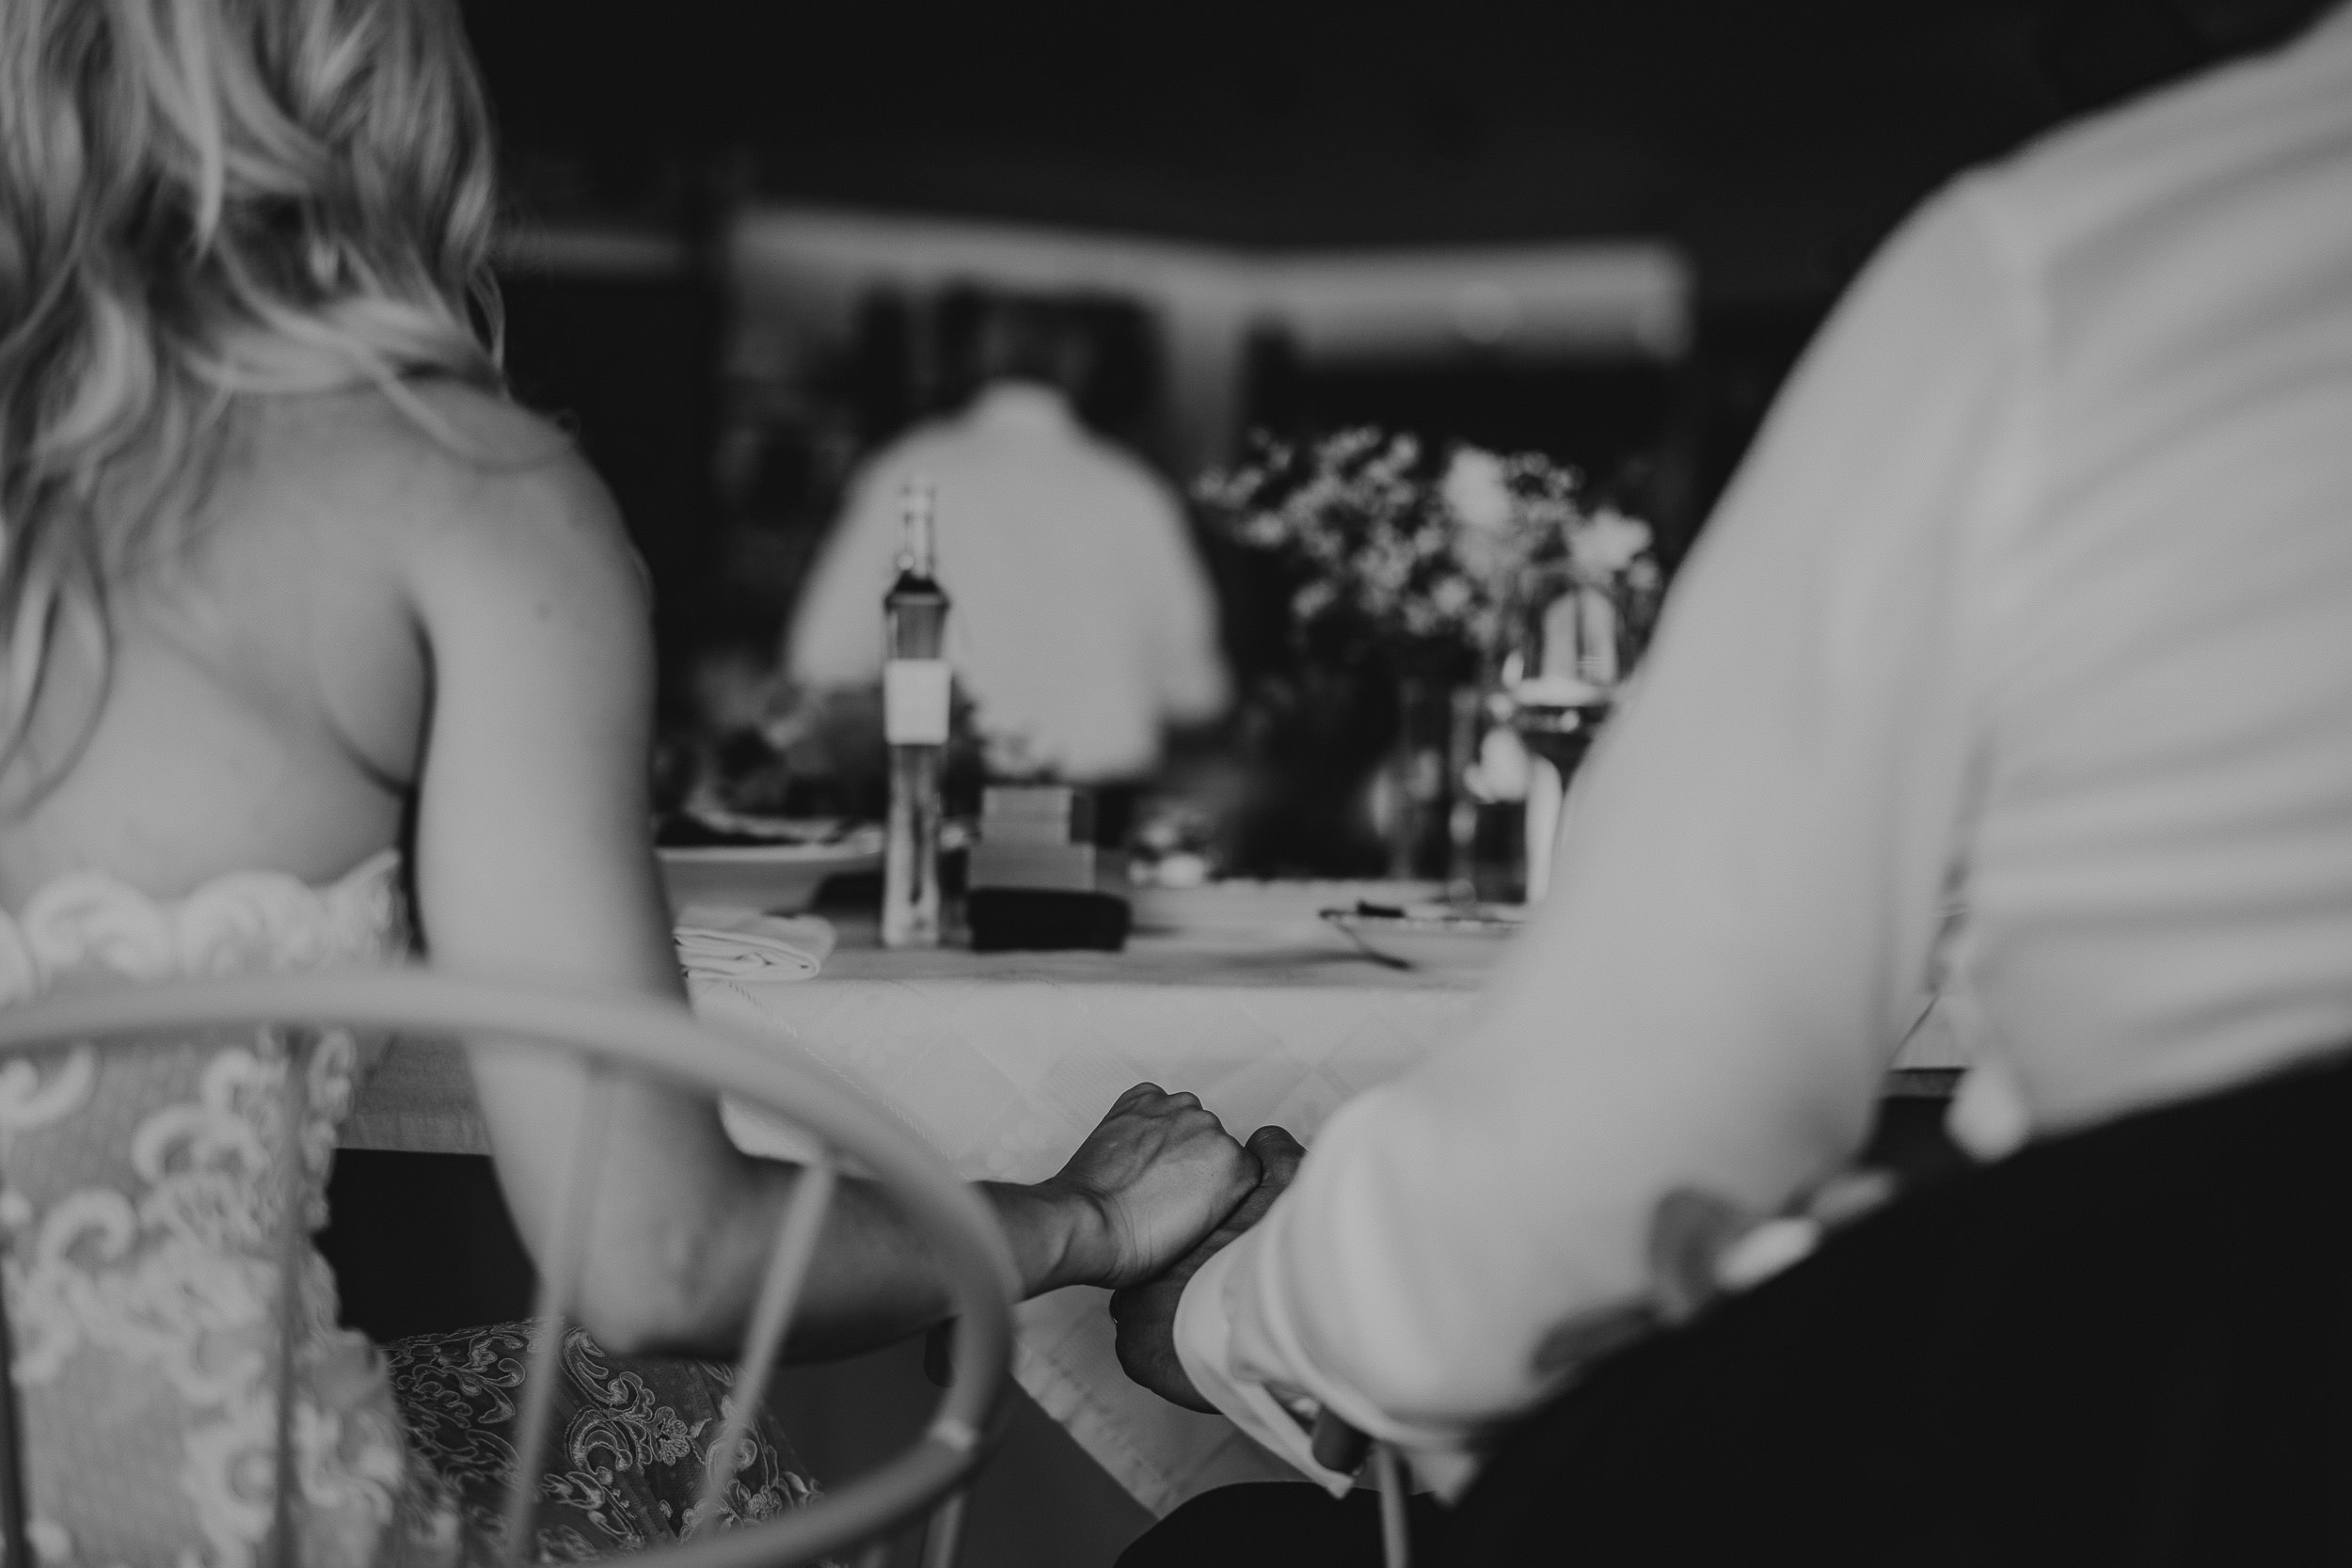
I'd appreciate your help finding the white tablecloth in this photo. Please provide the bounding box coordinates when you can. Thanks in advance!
[696,884,1497,1515]
[341,881,1965,1516]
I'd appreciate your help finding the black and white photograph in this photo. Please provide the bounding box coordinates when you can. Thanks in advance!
[0,0,2347,1562]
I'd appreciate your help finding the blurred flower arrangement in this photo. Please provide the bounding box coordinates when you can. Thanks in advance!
[1197,429,1666,886]
[1195,429,1661,677]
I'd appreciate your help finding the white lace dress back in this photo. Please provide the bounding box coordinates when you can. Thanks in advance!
[0,849,458,1567]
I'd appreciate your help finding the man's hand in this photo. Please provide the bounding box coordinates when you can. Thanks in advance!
[1037,1085,1260,1292]
[1110,1125,1307,1412]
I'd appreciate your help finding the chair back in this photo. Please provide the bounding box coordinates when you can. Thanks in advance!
[0,968,1020,1568]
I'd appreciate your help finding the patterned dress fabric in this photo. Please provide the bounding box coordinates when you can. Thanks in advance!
[384,1323,817,1561]
[0,851,821,1565]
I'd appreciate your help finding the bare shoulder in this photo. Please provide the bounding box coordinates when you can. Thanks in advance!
[368,383,623,558]
[253,379,646,622]
[246,383,626,573]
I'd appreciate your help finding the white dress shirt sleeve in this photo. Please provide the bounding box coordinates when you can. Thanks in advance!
[1175,179,2040,1486]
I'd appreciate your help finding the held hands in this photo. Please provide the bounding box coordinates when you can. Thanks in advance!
[1036,1084,1262,1292]
[1110,1125,1307,1412]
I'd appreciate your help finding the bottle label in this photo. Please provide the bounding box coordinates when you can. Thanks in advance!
[883,659,952,745]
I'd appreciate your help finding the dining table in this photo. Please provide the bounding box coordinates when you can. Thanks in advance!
[341,879,1966,1518]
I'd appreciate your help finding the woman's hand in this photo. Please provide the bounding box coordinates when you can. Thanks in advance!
[1025,1085,1260,1292]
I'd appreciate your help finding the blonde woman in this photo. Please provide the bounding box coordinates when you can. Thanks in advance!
[0,1,1258,1561]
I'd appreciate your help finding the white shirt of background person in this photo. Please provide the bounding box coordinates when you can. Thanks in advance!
[787,380,1229,783]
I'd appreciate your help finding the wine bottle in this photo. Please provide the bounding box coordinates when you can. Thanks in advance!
[882,480,951,947]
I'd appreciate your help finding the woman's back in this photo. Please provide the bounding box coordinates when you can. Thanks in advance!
[0,1,691,1555]
[0,385,597,1566]
[0,387,502,906]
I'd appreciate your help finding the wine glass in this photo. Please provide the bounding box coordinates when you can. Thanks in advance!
[1498,567,1620,899]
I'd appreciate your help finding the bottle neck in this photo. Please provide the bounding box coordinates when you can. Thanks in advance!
[898,482,936,579]
[887,478,946,660]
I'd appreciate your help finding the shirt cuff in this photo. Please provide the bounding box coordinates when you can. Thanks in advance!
[1173,1237,1359,1497]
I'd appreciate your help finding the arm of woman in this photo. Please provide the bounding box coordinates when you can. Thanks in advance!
[400,414,1256,1359]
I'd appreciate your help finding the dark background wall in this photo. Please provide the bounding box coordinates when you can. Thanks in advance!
[466,0,2090,293]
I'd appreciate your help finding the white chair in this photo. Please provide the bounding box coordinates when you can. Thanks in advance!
[0,969,1020,1568]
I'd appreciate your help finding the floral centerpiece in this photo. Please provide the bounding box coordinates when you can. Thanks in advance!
[1195,428,1661,681]
[1195,429,1662,883]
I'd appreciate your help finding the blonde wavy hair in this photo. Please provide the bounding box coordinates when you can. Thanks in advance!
[0,0,506,780]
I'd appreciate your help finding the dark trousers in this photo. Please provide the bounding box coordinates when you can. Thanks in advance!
[1120,1050,2352,1567]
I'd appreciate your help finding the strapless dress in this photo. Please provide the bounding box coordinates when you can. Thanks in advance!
[0,852,818,1567]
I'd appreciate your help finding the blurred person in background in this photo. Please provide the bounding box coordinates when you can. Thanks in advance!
[785,292,1230,812]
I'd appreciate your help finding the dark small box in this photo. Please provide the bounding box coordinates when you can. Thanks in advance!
[966,888,1131,953]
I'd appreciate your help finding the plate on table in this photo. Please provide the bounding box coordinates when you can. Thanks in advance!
[1320,901,1530,970]
[657,814,883,913]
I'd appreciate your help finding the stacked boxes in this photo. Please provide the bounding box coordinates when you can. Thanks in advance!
[968,785,1128,894]
[965,784,1131,952]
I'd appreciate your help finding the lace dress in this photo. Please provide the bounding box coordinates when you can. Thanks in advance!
[0,851,821,1566]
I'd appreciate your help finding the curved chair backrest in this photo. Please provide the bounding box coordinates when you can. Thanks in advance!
[0,968,1021,1568]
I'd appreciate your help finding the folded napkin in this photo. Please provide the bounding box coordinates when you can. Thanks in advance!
[674,906,836,982]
